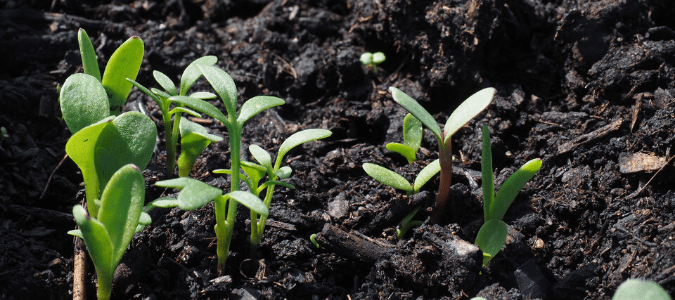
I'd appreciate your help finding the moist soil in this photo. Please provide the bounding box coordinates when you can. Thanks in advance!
[2,0,675,299]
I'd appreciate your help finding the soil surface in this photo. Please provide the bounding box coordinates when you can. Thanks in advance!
[2,0,675,299]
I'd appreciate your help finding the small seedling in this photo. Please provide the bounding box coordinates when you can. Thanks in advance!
[396,207,423,238]
[475,126,541,266]
[310,233,323,249]
[360,52,386,73]
[386,113,423,163]
[389,87,495,222]
[363,159,440,196]
[127,56,218,174]
[213,129,332,256]
[68,164,145,300]
[612,279,671,300]
[0,127,7,145]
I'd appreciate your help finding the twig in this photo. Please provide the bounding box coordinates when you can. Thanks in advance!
[40,154,69,201]
[627,154,675,199]
[73,236,87,300]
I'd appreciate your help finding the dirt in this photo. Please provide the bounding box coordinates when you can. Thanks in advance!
[1,0,675,299]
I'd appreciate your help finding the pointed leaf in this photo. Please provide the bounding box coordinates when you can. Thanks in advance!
[180,56,218,96]
[400,207,420,227]
[481,126,494,222]
[67,229,83,238]
[196,64,238,116]
[402,113,422,152]
[489,159,542,221]
[155,177,196,190]
[443,88,495,143]
[96,164,145,266]
[413,159,441,194]
[153,70,177,96]
[189,91,217,99]
[227,191,268,217]
[237,96,285,126]
[276,129,332,169]
[127,78,163,109]
[169,107,202,118]
[72,205,113,279]
[151,88,171,100]
[363,163,412,193]
[475,219,508,266]
[102,36,144,114]
[386,143,417,163]
[389,87,442,142]
[168,95,228,124]
[77,29,101,81]
[249,144,273,171]
[147,197,180,208]
[258,180,295,194]
[60,73,110,134]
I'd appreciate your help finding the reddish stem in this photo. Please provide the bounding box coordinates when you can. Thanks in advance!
[430,142,452,223]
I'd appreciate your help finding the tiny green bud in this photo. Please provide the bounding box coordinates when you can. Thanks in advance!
[360,52,374,66]
[372,52,386,64]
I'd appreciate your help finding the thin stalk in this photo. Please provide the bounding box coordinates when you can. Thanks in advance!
[216,125,241,273]
[430,142,452,223]
[249,181,276,257]
[95,268,112,300]
[162,111,175,174]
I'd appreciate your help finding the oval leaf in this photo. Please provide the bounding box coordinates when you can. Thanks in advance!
[276,129,332,169]
[413,159,441,194]
[153,70,177,96]
[60,73,110,134]
[613,280,671,300]
[475,219,508,266]
[176,178,222,210]
[443,87,495,143]
[249,144,273,171]
[227,191,268,217]
[490,159,542,221]
[386,143,417,164]
[389,87,442,142]
[196,64,238,116]
[155,177,196,189]
[102,36,144,114]
[276,166,292,179]
[77,29,101,81]
[363,163,412,193]
[402,113,423,152]
[189,91,217,99]
[147,196,180,208]
[180,56,218,96]
[237,96,285,126]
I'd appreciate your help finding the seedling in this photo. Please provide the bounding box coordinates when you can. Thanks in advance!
[310,233,323,249]
[213,129,332,256]
[363,159,440,196]
[386,113,423,163]
[68,164,145,300]
[389,87,495,222]
[360,52,386,73]
[613,279,671,300]
[396,207,423,238]
[177,118,223,177]
[127,56,219,174]
[0,127,7,145]
[475,126,541,266]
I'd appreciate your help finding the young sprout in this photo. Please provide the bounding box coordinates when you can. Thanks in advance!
[612,279,671,300]
[363,159,440,196]
[386,113,423,163]
[360,52,386,73]
[68,164,145,300]
[177,118,223,177]
[389,87,495,223]
[475,126,541,266]
[396,207,423,238]
[310,233,324,249]
[213,129,332,256]
[127,56,218,174]
[0,127,7,145]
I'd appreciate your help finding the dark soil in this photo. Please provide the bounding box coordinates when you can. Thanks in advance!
[2,0,675,299]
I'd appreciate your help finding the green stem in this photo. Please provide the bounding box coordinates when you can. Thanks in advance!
[95,268,112,300]
[430,142,452,223]
[163,111,175,175]
[250,175,277,257]
[216,124,241,273]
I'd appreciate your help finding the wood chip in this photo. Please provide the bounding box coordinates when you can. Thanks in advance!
[619,152,667,174]
[557,118,623,155]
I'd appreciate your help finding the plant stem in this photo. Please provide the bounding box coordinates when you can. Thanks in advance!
[170,111,182,174]
[430,142,452,223]
[163,112,175,174]
[250,175,277,257]
[95,267,112,300]
[216,125,241,273]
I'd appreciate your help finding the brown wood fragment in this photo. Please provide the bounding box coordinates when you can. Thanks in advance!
[315,224,395,264]
[557,118,623,155]
[618,152,667,174]
[630,94,643,133]
[73,237,87,300]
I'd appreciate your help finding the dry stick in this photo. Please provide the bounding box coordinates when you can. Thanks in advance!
[73,236,87,300]
[40,154,69,201]
[628,154,675,199]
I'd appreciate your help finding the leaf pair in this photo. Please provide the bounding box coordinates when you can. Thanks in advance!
[386,113,423,163]
[363,160,440,195]
[69,164,145,300]
[475,126,541,266]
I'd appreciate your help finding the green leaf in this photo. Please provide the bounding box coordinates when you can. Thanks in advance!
[373,52,386,64]
[151,88,171,100]
[360,53,373,66]
[176,178,222,210]
[96,164,145,266]
[400,207,420,227]
[60,73,110,134]
[180,56,218,96]
[481,126,494,222]
[259,180,295,192]
[402,113,422,152]
[102,36,144,114]
[475,219,508,266]
[276,129,332,169]
[413,159,441,194]
[613,280,672,300]
[153,70,177,96]
[147,197,180,208]
[168,95,228,124]
[177,119,223,177]
[386,143,417,164]
[67,229,83,238]
[443,88,495,143]
[249,144,273,171]
[363,163,412,193]
[489,159,542,221]
[226,191,268,217]
[189,91,217,99]
[127,78,163,109]
[72,204,113,287]
[77,29,101,82]
[237,96,285,127]
[154,177,195,189]
[241,161,266,187]
[196,64,238,116]
[169,107,202,118]
[138,212,152,225]
[389,87,443,142]
[276,166,292,179]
